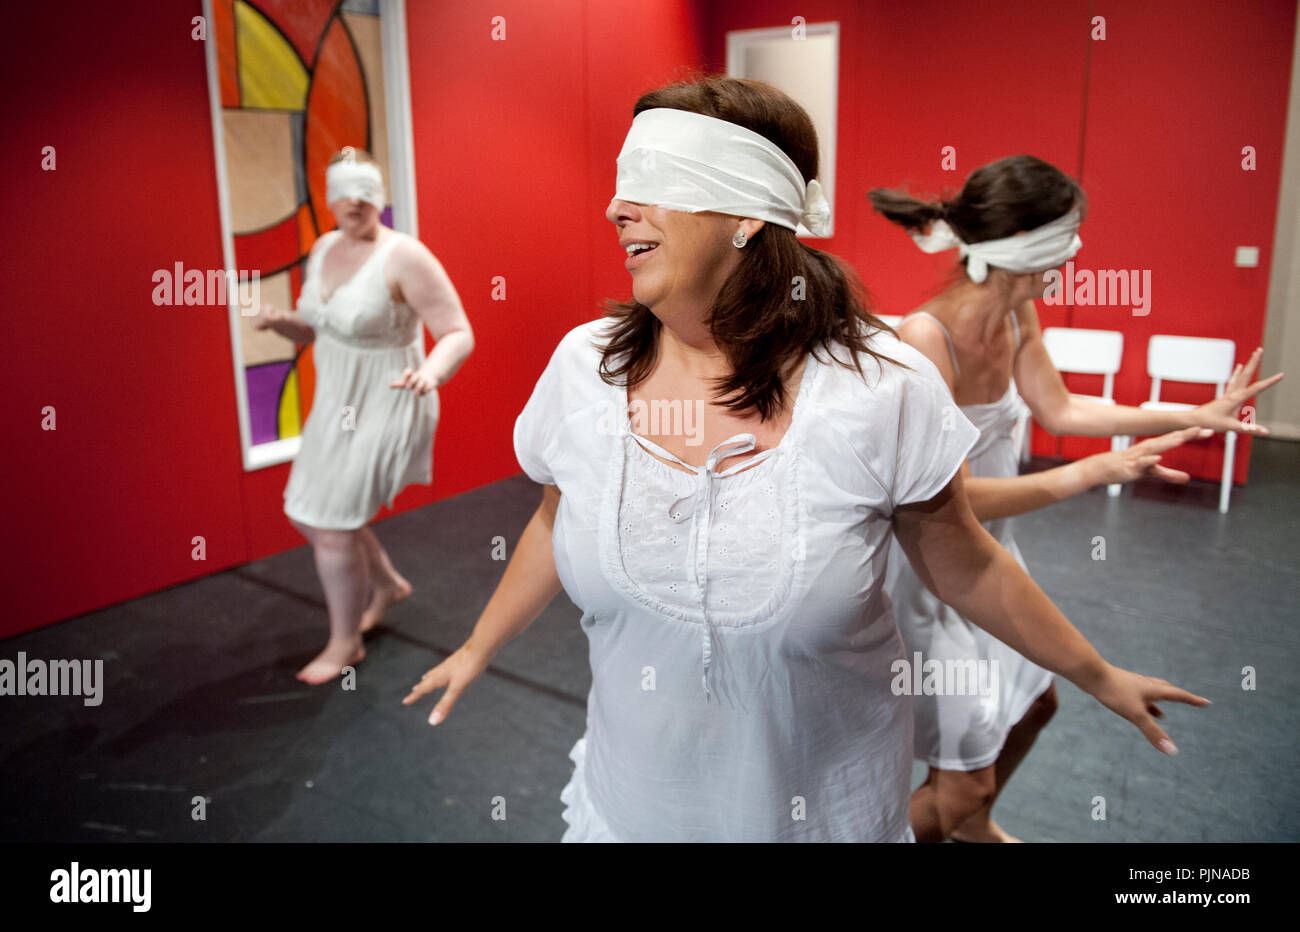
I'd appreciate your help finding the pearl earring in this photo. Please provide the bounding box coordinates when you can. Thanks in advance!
[732,230,748,248]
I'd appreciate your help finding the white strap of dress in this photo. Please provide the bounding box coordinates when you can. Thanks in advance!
[903,311,961,376]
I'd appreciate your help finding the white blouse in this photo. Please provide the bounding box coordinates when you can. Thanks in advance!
[514,318,979,841]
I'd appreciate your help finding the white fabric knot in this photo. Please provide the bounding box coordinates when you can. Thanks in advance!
[908,218,965,254]
[801,179,832,237]
[909,219,988,282]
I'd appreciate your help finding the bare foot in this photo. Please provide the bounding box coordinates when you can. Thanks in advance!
[360,578,412,633]
[950,818,1023,843]
[296,638,365,684]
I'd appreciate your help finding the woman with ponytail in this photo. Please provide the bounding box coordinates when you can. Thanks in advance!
[871,156,1280,842]
[403,87,1209,842]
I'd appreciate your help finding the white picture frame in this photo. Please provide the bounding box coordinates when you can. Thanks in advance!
[726,20,840,240]
[200,0,419,471]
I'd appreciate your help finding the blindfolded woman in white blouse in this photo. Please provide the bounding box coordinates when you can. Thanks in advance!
[404,77,1207,842]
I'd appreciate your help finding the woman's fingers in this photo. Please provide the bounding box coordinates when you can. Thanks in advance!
[1103,669,1210,756]
[1244,371,1285,397]
[428,680,465,725]
[1154,681,1212,707]
[389,368,437,394]
[1242,347,1263,381]
[402,663,448,704]
[1135,427,1202,457]
[1131,684,1213,754]
[1150,463,1191,484]
[1135,714,1179,756]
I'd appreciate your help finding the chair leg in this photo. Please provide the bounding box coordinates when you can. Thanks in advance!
[1108,435,1128,497]
[1219,431,1237,513]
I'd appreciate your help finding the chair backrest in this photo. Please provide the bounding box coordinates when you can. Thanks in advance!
[1146,334,1235,401]
[1042,327,1124,400]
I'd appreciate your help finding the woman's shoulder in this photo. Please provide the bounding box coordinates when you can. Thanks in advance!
[522,318,617,410]
[812,326,947,407]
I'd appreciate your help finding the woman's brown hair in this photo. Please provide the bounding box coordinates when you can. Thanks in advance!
[598,74,899,421]
[867,154,1087,279]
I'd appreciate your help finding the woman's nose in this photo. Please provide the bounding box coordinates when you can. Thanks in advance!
[606,198,640,224]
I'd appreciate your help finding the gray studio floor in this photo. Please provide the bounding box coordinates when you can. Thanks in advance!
[2,440,1298,843]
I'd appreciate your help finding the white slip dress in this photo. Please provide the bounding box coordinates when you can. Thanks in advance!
[283,230,437,531]
[884,311,1055,771]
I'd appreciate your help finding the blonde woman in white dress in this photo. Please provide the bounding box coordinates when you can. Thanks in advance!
[254,148,474,684]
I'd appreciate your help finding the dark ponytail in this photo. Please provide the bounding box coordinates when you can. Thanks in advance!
[866,189,949,232]
[869,155,1086,250]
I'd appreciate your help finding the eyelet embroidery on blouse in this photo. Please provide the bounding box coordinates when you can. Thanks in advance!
[596,358,818,703]
[616,443,789,622]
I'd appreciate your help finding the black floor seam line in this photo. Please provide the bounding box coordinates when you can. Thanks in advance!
[231,568,588,709]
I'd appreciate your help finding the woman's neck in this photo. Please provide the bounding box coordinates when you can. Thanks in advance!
[936,278,1014,346]
[653,311,729,381]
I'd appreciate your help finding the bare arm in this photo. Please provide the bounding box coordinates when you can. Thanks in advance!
[403,484,563,723]
[389,238,475,395]
[1013,299,1281,437]
[900,313,1207,522]
[892,471,1209,752]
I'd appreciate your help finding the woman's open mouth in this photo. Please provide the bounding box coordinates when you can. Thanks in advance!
[624,241,659,269]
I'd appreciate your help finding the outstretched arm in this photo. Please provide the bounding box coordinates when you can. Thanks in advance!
[403,484,563,724]
[1012,299,1281,438]
[898,313,1207,522]
[892,471,1210,753]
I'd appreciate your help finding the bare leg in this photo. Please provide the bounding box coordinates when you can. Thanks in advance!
[951,682,1059,843]
[291,521,369,684]
[358,526,412,632]
[910,764,997,843]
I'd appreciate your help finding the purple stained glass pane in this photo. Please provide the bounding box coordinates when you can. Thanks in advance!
[247,360,294,445]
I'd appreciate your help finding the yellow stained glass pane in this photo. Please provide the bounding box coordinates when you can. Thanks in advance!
[235,0,309,110]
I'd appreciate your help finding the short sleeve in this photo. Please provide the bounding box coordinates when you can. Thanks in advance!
[890,356,979,508]
[513,351,562,486]
[513,323,604,485]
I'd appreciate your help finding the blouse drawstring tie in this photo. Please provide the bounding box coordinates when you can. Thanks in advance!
[627,431,777,703]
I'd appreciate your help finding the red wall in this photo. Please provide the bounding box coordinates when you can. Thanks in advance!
[3,0,1292,636]
[706,0,1295,481]
[2,0,702,637]
[405,0,706,498]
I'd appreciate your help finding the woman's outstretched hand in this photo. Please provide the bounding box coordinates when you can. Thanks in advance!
[402,642,491,725]
[1089,426,1212,486]
[390,365,439,395]
[1085,663,1211,755]
[1193,347,1283,435]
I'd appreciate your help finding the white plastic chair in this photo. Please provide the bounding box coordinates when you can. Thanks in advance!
[1115,335,1237,513]
[1040,328,1125,489]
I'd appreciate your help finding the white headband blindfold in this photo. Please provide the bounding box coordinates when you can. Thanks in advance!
[326,159,386,211]
[910,207,1082,283]
[615,108,831,237]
